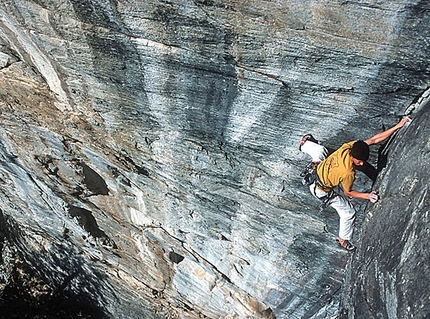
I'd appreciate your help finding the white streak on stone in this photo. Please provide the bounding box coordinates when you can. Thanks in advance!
[0,8,70,111]
[130,36,181,54]
[225,76,278,143]
[129,188,149,226]
[0,52,11,68]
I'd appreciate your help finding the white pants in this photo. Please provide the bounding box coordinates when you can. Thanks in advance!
[300,139,328,163]
[309,183,356,240]
[302,140,356,240]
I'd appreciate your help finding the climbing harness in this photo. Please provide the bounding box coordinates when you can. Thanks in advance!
[317,190,337,211]
[300,163,317,186]
[301,163,330,190]
[301,163,336,211]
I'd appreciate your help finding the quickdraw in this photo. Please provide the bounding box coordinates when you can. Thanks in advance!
[301,163,317,186]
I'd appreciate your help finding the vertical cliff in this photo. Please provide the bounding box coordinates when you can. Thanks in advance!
[340,99,429,319]
[0,0,429,318]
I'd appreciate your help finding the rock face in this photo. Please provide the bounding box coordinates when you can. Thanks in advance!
[340,100,429,319]
[0,0,429,318]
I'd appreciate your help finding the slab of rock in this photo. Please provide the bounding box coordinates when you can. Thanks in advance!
[340,100,429,319]
[0,0,429,318]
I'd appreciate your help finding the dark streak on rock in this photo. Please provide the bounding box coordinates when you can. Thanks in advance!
[79,163,109,195]
[68,205,117,249]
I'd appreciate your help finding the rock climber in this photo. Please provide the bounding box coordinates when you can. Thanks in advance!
[299,117,410,251]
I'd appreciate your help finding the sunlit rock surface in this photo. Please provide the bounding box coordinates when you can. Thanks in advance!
[0,0,429,318]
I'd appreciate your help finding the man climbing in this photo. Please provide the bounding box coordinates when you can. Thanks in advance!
[299,117,410,251]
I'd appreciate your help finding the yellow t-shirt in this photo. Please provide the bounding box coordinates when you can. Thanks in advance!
[316,141,356,192]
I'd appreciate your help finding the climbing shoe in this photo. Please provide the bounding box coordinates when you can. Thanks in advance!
[299,134,318,151]
[339,238,356,252]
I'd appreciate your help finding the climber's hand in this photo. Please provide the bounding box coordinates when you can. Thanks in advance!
[396,116,411,129]
[369,191,379,203]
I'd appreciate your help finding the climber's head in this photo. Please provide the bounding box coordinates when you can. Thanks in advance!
[350,140,369,166]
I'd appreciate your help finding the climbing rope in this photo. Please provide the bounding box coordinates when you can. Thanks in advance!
[313,251,352,318]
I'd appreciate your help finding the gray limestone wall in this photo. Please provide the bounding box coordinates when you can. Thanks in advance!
[340,99,429,319]
[0,0,429,318]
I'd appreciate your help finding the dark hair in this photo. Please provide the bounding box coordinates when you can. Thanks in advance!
[350,140,369,161]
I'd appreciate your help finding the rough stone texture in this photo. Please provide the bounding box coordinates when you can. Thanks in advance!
[340,100,429,319]
[0,0,429,318]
